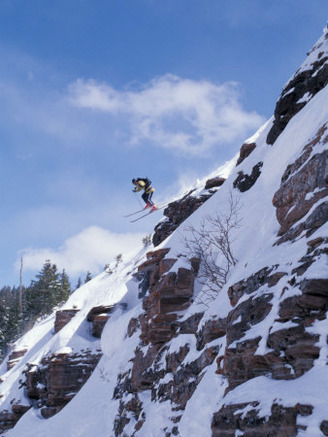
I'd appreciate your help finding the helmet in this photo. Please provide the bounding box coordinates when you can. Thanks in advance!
[132,179,137,184]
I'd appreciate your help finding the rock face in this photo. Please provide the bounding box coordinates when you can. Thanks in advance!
[273,123,328,243]
[1,349,102,432]
[207,112,328,434]
[112,248,225,435]
[25,349,102,419]
[212,402,313,436]
[152,182,223,247]
[91,314,110,337]
[112,234,327,436]
[7,348,28,370]
[87,305,116,337]
[267,25,328,144]
[0,404,30,434]
[54,309,80,333]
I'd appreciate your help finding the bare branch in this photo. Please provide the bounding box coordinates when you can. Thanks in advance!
[185,192,241,304]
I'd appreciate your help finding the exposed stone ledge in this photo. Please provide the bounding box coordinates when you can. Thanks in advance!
[54,309,80,333]
[86,305,115,322]
[7,348,28,370]
[273,149,328,240]
[227,266,286,306]
[212,401,313,436]
[152,191,214,247]
[0,403,31,435]
[24,349,102,418]
[91,314,110,338]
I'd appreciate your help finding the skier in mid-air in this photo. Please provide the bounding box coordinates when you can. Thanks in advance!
[132,178,157,212]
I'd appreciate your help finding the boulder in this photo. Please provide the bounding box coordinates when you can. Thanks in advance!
[236,142,257,165]
[204,176,226,189]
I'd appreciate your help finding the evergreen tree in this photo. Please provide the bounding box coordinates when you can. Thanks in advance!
[75,277,82,291]
[25,260,71,318]
[84,271,92,283]
[59,269,71,301]
[0,286,20,360]
[0,261,72,363]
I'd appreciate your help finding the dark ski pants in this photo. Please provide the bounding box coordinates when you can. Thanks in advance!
[142,191,154,205]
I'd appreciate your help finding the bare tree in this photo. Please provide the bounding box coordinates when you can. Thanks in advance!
[19,257,23,316]
[185,192,241,304]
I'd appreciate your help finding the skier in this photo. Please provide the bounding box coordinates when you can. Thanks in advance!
[132,178,157,212]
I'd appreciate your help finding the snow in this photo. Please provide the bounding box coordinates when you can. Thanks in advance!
[1,30,328,437]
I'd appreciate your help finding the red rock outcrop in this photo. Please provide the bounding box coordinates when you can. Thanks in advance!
[87,305,116,337]
[227,266,286,307]
[133,249,196,349]
[54,309,80,333]
[24,349,102,419]
[91,314,110,337]
[7,348,28,370]
[0,403,31,434]
[114,248,220,435]
[86,305,115,321]
[152,190,215,247]
[273,143,328,241]
[272,122,328,246]
[212,402,313,436]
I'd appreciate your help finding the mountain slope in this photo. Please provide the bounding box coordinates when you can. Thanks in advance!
[1,24,328,437]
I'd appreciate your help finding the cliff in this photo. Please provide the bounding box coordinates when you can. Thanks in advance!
[0,24,327,437]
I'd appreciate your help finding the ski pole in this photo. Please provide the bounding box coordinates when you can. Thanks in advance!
[134,191,143,208]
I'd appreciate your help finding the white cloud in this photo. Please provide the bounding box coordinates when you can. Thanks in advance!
[68,74,265,155]
[19,226,146,278]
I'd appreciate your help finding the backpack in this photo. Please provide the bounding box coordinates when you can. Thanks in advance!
[137,178,151,188]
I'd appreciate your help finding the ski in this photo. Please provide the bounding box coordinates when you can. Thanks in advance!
[124,208,148,218]
[125,203,167,219]
[129,205,166,223]
[129,210,157,223]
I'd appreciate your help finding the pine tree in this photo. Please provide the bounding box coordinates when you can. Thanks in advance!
[25,260,69,318]
[0,263,72,363]
[0,286,20,360]
[75,277,82,291]
[84,271,92,283]
[58,269,71,302]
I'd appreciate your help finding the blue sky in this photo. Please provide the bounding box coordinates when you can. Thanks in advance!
[0,0,327,286]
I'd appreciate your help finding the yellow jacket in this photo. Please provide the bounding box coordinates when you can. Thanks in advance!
[134,180,155,194]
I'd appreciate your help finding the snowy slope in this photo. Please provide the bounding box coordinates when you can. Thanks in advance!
[1,25,328,437]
